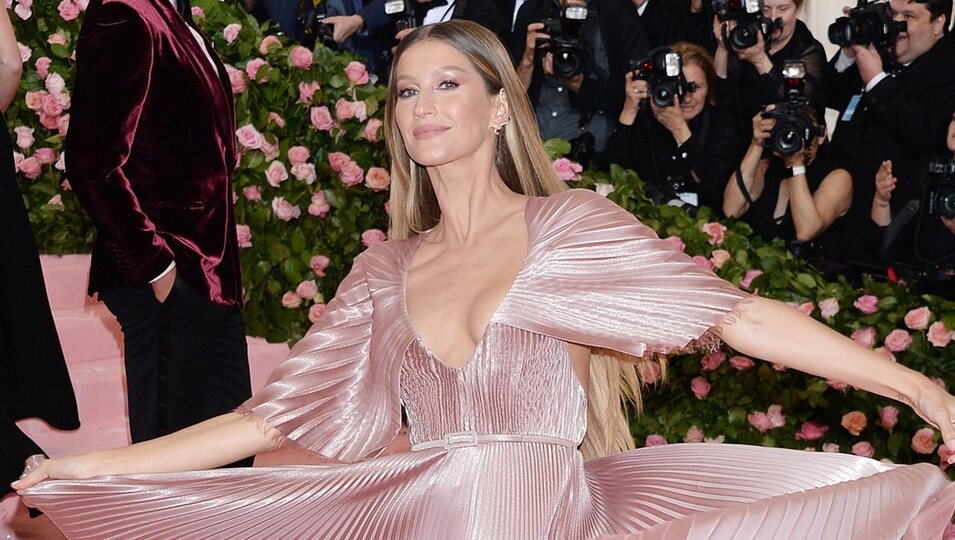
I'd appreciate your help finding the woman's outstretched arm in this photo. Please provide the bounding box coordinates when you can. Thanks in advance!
[717,296,955,454]
[11,412,279,490]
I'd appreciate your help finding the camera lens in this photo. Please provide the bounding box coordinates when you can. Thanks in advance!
[937,189,955,220]
[827,18,854,46]
[772,126,803,157]
[731,23,758,49]
[652,82,676,108]
[553,49,581,79]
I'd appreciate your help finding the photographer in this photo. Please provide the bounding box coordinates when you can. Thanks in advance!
[724,106,852,258]
[712,0,827,136]
[602,43,742,214]
[868,114,955,298]
[827,0,955,264]
[509,0,649,154]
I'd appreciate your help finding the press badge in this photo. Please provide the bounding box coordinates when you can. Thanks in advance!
[841,94,862,121]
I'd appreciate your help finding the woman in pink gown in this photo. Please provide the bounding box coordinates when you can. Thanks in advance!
[13,20,955,539]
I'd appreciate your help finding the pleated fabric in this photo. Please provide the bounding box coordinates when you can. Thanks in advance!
[19,189,955,538]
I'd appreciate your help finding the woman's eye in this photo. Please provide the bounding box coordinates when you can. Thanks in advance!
[397,87,418,98]
[438,80,460,90]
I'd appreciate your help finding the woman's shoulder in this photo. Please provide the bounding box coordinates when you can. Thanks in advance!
[528,188,653,242]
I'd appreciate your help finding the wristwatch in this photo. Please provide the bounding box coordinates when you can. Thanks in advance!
[787,165,807,177]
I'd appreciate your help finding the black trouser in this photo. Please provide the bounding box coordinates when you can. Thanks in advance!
[100,276,253,467]
[0,343,43,497]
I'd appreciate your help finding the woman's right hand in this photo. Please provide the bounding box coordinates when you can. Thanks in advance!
[874,160,897,203]
[623,73,648,111]
[751,108,774,147]
[712,16,726,50]
[10,454,90,492]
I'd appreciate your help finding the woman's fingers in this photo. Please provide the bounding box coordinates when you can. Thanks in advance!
[10,454,49,491]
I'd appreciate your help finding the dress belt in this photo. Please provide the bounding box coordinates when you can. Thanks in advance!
[410,431,578,452]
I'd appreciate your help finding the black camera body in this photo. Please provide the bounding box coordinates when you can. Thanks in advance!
[630,47,694,108]
[297,1,338,50]
[760,61,824,157]
[828,0,906,50]
[536,6,591,79]
[384,0,417,32]
[711,0,775,50]
[926,159,955,220]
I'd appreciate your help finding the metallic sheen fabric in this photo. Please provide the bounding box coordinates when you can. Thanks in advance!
[20,190,955,538]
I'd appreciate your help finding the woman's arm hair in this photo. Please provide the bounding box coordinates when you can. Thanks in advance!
[787,166,852,243]
[0,7,23,111]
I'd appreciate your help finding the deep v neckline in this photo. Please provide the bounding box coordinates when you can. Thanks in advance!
[403,197,537,371]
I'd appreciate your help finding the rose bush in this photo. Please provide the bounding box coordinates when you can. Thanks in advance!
[8,1,955,480]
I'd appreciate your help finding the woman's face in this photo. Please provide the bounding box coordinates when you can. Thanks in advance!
[762,0,799,45]
[392,40,498,168]
[679,63,708,121]
[947,115,955,154]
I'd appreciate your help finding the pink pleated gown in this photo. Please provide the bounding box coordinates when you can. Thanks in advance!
[20,189,955,538]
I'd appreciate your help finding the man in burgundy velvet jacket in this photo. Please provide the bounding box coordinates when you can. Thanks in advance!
[66,0,252,462]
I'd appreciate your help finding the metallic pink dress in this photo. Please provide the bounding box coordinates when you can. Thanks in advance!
[20,190,955,538]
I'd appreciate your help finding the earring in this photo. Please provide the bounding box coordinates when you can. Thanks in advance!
[493,117,511,135]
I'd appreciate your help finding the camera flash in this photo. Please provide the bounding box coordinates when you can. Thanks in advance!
[663,53,681,77]
[384,0,405,14]
[782,61,806,79]
[744,0,761,13]
[564,6,588,20]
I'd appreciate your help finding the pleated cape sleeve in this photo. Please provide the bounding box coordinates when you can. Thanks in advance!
[237,249,406,463]
[496,189,749,358]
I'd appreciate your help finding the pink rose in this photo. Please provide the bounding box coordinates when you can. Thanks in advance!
[310,255,330,277]
[260,139,280,162]
[258,35,282,55]
[265,161,289,187]
[267,112,285,127]
[365,167,390,191]
[700,350,725,372]
[281,291,302,309]
[822,443,840,453]
[663,235,685,252]
[222,23,242,45]
[883,329,912,353]
[287,146,310,166]
[34,56,50,79]
[903,306,931,330]
[310,106,335,131]
[339,160,364,187]
[851,441,875,458]
[690,376,710,399]
[35,147,56,165]
[939,444,954,471]
[299,81,321,104]
[739,269,763,290]
[911,427,937,455]
[691,255,714,271]
[335,98,356,122]
[308,303,327,323]
[361,229,387,247]
[344,61,369,84]
[819,298,840,319]
[289,46,313,69]
[14,126,34,149]
[291,163,317,185]
[296,279,318,300]
[271,197,301,221]
[853,294,879,314]
[683,426,704,443]
[851,327,877,349]
[225,64,248,94]
[47,194,63,208]
[235,124,264,150]
[767,405,785,428]
[361,118,383,142]
[38,113,58,131]
[927,321,953,348]
[17,42,30,63]
[710,249,731,269]
[644,434,667,447]
[14,0,32,20]
[841,411,867,436]
[552,158,583,181]
[729,355,754,371]
[245,58,270,82]
[190,6,204,18]
[18,156,41,179]
[235,224,252,248]
[352,101,368,122]
[45,73,66,95]
[47,31,68,46]
[872,347,895,363]
[595,183,615,197]
[747,411,774,433]
[41,93,63,116]
[701,222,726,245]
[57,0,80,21]
[794,421,828,441]
[55,152,65,171]
[308,191,331,217]
[879,406,899,430]
[636,361,661,384]
[827,379,848,390]
[242,185,262,202]
[24,90,45,111]
[797,302,814,316]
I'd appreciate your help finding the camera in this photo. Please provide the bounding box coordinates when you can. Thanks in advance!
[759,61,824,157]
[536,5,590,79]
[297,0,338,50]
[828,0,906,51]
[926,159,955,219]
[630,47,696,108]
[385,0,416,32]
[710,0,776,50]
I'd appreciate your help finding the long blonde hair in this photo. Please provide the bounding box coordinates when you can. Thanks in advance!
[384,20,661,458]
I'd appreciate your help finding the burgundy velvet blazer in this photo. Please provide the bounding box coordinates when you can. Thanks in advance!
[66,0,242,306]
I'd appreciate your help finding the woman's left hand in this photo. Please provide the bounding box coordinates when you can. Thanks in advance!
[651,100,688,135]
[736,32,770,69]
[907,384,955,461]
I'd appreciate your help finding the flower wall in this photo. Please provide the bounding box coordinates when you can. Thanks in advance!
[6,1,954,476]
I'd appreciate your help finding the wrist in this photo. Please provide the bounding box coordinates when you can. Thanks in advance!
[787,165,806,177]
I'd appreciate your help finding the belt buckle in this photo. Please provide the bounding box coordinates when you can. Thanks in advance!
[443,431,478,450]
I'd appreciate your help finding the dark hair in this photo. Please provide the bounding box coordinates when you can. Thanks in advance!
[670,42,718,106]
[912,0,953,32]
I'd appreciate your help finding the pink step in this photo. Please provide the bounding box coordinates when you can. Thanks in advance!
[52,303,123,364]
[40,255,93,311]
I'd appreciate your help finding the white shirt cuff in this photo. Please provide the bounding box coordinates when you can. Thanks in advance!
[865,71,889,92]
[833,51,856,73]
[150,261,176,283]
